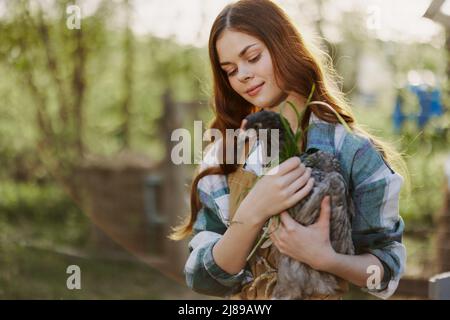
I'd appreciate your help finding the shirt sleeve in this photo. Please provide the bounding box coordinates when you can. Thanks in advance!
[184,184,250,298]
[349,136,406,299]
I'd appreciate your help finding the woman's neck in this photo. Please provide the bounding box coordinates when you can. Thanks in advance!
[270,92,307,133]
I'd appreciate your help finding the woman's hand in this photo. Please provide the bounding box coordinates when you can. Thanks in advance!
[238,156,314,225]
[269,196,337,271]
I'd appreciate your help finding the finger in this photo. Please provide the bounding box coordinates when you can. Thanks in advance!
[279,211,295,230]
[287,177,314,207]
[282,163,308,186]
[240,119,248,130]
[270,232,278,244]
[285,167,312,194]
[279,211,292,224]
[272,157,301,176]
[315,196,331,227]
[269,222,280,239]
[268,220,277,234]
[280,211,306,231]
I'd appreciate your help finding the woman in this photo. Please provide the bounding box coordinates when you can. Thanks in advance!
[170,0,406,300]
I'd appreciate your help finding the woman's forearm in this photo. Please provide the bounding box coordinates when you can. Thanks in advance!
[212,208,265,275]
[322,252,385,289]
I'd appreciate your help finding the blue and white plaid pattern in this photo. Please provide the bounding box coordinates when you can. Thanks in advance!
[184,114,406,299]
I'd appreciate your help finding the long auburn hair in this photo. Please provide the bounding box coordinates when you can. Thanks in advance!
[170,0,407,240]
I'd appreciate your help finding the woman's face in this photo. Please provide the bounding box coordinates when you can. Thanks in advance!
[216,30,287,109]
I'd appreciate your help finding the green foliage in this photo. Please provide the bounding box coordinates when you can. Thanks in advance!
[0,180,89,246]
[0,0,209,165]
[352,103,449,229]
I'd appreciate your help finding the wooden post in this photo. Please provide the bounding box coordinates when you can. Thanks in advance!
[423,0,450,101]
[423,0,450,28]
[429,272,450,299]
[446,28,450,103]
[160,90,190,281]
[436,156,450,272]
[144,174,165,256]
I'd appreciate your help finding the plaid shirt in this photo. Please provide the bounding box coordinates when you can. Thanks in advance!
[184,114,406,300]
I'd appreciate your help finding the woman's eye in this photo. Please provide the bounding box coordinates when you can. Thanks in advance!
[249,54,261,63]
[225,54,261,77]
[227,69,237,77]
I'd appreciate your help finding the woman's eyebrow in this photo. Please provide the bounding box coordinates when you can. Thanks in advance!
[220,43,258,66]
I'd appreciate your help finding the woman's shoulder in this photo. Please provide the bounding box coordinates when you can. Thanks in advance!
[307,113,369,155]
[308,113,395,186]
[337,127,401,191]
[309,112,381,152]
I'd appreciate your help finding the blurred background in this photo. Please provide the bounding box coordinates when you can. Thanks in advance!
[0,0,449,299]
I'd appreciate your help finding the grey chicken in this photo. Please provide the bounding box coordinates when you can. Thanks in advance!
[243,110,355,300]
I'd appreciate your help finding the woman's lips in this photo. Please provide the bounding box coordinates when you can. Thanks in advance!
[247,82,265,97]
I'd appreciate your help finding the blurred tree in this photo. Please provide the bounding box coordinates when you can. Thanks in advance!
[0,0,111,201]
[0,0,209,189]
[118,0,134,149]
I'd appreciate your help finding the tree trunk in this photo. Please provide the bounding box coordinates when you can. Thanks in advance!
[119,0,134,149]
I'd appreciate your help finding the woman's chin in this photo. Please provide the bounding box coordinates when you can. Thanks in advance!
[253,98,281,110]
[260,93,288,109]
[259,105,277,111]
[258,101,284,111]
[248,92,288,110]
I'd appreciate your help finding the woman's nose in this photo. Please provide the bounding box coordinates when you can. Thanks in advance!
[237,68,253,82]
